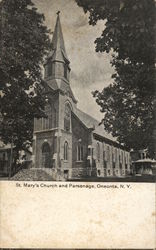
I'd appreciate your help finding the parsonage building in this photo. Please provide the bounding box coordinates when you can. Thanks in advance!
[32,13,131,180]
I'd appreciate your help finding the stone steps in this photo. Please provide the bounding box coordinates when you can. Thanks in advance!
[11,168,55,181]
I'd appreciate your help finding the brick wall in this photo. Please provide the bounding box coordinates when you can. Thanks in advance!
[34,94,59,132]
[71,114,89,173]
[92,136,131,177]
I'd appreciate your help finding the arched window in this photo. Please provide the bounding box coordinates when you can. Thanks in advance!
[64,141,68,161]
[115,148,117,161]
[48,61,52,76]
[119,150,122,169]
[112,147,115,162]
[103,150,107,168]
[53,107,56,128]
[103,143,106,160]
[64,64,68,79]
[96,142,100,162]
[121,151,123,163]
[107,146,110,162]
[46,105,52,129]
[42,105,52,130]
[103,150,105,160]
[42,142,51,168]
[64,103,71,132]
[77,142,83,161]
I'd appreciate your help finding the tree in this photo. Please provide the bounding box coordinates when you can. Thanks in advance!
[76,0,156,156]
[0,0,51,154]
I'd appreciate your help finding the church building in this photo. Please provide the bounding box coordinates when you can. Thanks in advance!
[33,13,131,180]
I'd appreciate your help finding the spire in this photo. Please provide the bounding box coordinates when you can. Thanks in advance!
[51,12,69,62]
[44,12,77,104]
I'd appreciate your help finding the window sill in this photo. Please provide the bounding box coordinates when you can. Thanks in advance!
[76,161,83,163]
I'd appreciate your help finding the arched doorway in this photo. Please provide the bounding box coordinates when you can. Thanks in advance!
[42,142,51,168]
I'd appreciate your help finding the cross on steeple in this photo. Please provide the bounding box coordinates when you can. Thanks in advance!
[44,13,77,103]
[51,11,68,60]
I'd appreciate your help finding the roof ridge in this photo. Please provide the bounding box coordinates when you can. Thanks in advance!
[75,108,116,142]
[76,108,100,124]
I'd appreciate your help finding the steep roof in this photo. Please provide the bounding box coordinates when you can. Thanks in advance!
[50,13,69,63]
[75,108,116,142]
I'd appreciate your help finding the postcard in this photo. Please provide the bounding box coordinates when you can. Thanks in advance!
[0,0,155,249]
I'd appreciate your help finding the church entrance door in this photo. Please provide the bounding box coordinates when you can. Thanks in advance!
[42,142,51,168]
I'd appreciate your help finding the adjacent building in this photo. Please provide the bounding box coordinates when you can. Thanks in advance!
[0,141,32,176]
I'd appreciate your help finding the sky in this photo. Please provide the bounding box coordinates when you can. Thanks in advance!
[33,0,114,121]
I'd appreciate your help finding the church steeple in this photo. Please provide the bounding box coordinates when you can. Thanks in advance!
[51,11,69,63]
[44,12,77,104]
[44,12,70,82]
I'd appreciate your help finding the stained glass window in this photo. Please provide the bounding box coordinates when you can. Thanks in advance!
[77,143,83,161]
[42,105,52,130]
[64,103,71,132]
[97,143,100,162]
[64,141,68,161]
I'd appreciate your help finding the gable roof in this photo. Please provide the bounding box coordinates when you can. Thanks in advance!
[74,108,116,142]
